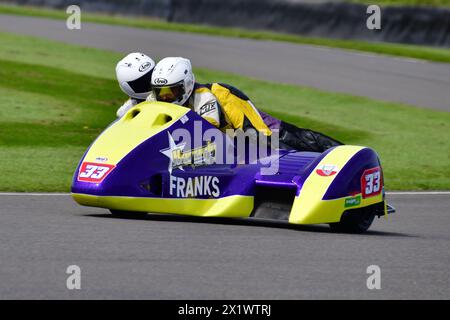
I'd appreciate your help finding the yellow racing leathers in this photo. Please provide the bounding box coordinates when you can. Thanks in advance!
[186,82,342,152]
[187,82,271,136]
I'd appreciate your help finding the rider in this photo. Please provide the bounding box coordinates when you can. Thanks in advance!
[115,52,156,118]
[150,57,342,152]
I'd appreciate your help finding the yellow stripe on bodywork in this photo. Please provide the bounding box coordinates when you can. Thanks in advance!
[83,102,189,165]
[203,116,220,128]
[289,145,383,225]
[72,193,253,218]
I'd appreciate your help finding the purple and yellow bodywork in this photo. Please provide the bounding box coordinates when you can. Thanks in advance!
[71,102,393,230]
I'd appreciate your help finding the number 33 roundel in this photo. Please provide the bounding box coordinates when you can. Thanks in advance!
[78,162,115,183]
[361,167,382,198]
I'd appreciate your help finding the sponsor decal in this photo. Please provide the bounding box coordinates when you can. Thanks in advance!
[160,133,216,173]
[169,175,220,198]
[95,156,108,163]
[316,164,338,177]
[199,102,216,116]
[78,162,115,183]
[154,78,168,85]
[361,167,382,198]
[345,195,362,208]
[139,62,152,72]
[180,115,189,124]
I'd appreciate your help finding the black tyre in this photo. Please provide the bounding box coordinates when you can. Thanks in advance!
[110,210,147,219]
[329,207,375,233]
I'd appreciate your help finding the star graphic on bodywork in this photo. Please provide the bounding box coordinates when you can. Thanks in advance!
[159,132,186,173]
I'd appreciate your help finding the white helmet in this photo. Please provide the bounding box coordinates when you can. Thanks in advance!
[115,52,156,100]
[151,57,195,106]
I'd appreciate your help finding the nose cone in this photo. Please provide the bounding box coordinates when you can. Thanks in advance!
[71,101,189,197]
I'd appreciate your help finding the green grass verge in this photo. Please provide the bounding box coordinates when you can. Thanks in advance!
[1,4,450,63]
[0,31,449,191]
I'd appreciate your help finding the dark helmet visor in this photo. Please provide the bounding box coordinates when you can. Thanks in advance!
[127,69,153,94]
[153,81,185,103]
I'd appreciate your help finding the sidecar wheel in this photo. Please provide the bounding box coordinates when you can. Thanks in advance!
[329,207,375,233]
[110,210,147,219]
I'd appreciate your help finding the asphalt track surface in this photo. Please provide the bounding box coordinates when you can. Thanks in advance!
[0,14,450,111]
[0,15,449,299]
[0,193,449,299]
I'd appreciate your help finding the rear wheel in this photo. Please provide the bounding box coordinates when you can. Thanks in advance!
[110,210,147,219]
[329,207,375,233]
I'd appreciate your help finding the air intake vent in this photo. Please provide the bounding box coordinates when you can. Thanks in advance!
[152,114,172,127]
[251,185,296,220]
[130,109,140,118]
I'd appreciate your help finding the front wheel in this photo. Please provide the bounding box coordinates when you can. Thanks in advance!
[329,207,375,233]
[110,210,147,219]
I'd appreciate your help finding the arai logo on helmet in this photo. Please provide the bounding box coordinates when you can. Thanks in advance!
[154,78,168,85]
[139,62,152,72]
[316,164,338,177]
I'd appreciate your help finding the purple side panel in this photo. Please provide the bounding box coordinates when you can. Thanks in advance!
[254,150,320,194]
[279,151,320,175]
[72,110,263,198]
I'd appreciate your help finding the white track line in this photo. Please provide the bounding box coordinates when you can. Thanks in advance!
[0,192,450,196]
